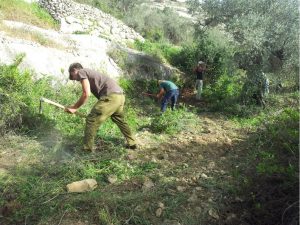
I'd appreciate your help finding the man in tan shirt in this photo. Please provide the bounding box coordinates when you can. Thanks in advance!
[66,63,137,152]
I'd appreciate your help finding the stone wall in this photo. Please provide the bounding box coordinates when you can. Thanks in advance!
[38,0,144,44]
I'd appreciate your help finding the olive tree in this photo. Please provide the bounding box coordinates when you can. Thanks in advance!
[187,0,299,83]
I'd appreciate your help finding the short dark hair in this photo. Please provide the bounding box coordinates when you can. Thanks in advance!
[68,63,83,73]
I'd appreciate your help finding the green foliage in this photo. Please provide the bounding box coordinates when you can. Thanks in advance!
[203,69,245,101]
[119,78,158,97]
[171,28,236,81]
[0,55,53,133]
[188,0,299,79]
[150,107,192,135]
[125,6,194,44]
[75,0,141,19]
[0,0,58,29]
[134,40,181,64]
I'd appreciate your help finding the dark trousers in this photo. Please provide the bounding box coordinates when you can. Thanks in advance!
[161,89,179,112]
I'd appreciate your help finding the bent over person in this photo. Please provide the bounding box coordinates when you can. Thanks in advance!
[66,63,137,152]
[157,80,179,112]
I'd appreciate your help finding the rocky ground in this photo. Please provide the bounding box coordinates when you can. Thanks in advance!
[0,92,252,225]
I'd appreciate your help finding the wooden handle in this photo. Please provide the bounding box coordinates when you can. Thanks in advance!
[40,97,86,118]
[142,92,156,97]
[41,97,65,109]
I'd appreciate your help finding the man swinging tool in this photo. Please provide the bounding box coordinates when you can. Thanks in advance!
[66,63,137,152]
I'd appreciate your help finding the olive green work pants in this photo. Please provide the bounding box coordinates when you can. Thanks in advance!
[83,94,136,151]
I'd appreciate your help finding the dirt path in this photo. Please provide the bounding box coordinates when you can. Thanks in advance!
[0,106,250,224]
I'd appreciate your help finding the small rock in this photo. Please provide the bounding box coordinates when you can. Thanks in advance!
[201,173,208,179]
[134,205,143,212]
[195,187,202,191]
[195,206,202,213]
[158,202,165,208]
[176,186,186,192]
[182,163,189,168]
[163,219,181,225]
[208,162,215,169]
[163,153,169,159]
[225,137,232,145]
[107,175,118,184]
[226,213,238,223]
[66,179,97,193]
[234,197,244,202]
[198,154,204,160]
[127,153,136,160]
[208,208,219,219]
[155,207,163,217]
[187,193,198,202]
[142,178,154,190]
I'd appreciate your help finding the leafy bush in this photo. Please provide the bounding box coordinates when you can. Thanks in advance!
[245,107,299,225]
[203,69,245,101]
[134,40,181,64]
[125,6,193,44]
[150,107,194,135]
[0,55,53,133]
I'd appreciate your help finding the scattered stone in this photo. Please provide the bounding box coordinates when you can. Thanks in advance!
[134,205,143,212]
[127,153,136,160]
[163,153,169,159]
[198,154,204,160]
[195,206,202,213]
[182,163,189,168]
[225,137,232,145]
[163,219,181,225]
[176,186,186,192]
[225,213,238,224]
[107,175,118,184]
[158,202,165,208]
[66,179,97,193]
[155,207,163,217]
[195,187,202,191]
[187,193,198,202]
[234,196,244,202]
[151,157,157,163]
[208,161,215,169]
[142,178,154,190]
[208,208,219,220]
[201,173,208,179]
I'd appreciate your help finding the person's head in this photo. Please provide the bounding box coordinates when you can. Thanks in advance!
[198,61,205,66]
[157,80,164,86]
[68,63,83,80]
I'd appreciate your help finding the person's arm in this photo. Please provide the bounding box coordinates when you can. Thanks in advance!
[156,88,165,100]
[66,79,91,114]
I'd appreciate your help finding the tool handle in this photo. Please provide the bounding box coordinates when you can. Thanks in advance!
[142,92,157,97]
[41,97,86,118]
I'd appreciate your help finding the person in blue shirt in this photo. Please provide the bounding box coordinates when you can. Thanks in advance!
[156,80,179,112]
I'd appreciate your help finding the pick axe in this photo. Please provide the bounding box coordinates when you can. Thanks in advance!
[39,97,86,118]
[142,92,157,97]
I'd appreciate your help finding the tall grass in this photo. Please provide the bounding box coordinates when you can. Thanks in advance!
[0,0,58,29]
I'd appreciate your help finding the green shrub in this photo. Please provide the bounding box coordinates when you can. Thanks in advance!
[150,107,195,135]
[134,40,181,64]
[0,55,52,133]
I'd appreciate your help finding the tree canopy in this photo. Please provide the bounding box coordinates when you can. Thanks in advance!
[187,0,299,73]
